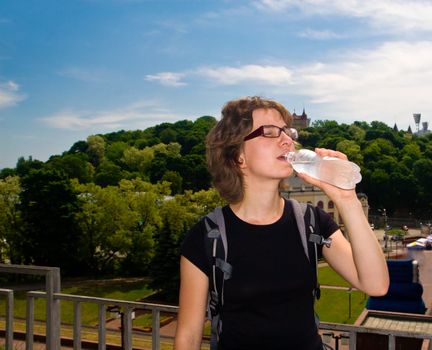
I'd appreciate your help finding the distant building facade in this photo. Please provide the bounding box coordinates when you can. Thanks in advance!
[280,176,369,234]
[291,108,310,130]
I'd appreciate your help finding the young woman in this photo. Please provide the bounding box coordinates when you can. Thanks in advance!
[174,96,389,350]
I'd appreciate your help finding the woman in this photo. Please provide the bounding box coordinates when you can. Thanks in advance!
[174,96,389,350]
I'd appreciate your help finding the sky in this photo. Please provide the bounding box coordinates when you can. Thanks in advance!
[1,0,432,169]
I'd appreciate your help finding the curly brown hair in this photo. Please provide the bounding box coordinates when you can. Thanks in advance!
[206,96,292,203]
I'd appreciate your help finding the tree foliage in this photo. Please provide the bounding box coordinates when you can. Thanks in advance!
[18,169,84,274]
[3,113,432,298]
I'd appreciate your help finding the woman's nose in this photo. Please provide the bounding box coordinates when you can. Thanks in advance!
[279,131,294,147]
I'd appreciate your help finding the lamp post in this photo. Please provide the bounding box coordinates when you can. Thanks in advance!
[347,287,352,319]
[107,305,125,349]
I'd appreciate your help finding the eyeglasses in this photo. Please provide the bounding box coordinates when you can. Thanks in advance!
[243,125,298,141]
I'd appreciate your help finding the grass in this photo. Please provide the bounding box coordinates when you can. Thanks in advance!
[0,278,156,326]
[318,265,351,287]
[316,288,367,324]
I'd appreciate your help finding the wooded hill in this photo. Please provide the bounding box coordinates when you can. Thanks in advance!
[2,117,431,217]
[1,117,431,294]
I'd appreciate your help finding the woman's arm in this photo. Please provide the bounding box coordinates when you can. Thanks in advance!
[298,148,389,296]
[174,256,209,350]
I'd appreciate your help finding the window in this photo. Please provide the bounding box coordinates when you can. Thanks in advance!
[317,201,324,209]
[328,201,334,209]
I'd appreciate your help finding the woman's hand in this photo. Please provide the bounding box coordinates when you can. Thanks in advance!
[296,147,358,204]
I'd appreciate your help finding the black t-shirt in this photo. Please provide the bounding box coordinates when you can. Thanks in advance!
[181,199,339,350]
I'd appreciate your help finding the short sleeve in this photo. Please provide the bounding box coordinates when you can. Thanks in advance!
[315,206,340,239]
[181,218,211,277]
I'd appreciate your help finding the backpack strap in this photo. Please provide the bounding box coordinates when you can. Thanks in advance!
[288,199,333,302]
[204,207,232,350]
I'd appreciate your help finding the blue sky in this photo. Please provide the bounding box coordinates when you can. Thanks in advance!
[1,0,432,169]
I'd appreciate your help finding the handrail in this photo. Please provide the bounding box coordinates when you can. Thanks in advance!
[1,263,431,350]
[0,263,61,350]
[27,290,178,350]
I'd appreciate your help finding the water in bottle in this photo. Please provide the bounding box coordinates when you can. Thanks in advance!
[284,149,362,190]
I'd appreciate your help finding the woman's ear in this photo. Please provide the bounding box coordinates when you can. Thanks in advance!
[238,156,246,168]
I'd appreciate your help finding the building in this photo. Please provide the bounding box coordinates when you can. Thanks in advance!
[280,175,369,233]
[291,108,310,130]
[412,113,431,136]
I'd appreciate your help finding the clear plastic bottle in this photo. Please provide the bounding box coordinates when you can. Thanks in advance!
[284,149,362,190]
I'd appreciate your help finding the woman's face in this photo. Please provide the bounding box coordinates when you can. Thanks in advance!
[239,108,296,183]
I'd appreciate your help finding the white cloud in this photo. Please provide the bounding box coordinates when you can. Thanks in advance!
[298,28,345,40]
[254,0,432,33]
[145,40,432,129]
[40,100,184,130]
[145,72,187,87]
[0,80,25,108]
[292,41,432,127]
[197,65,294,85]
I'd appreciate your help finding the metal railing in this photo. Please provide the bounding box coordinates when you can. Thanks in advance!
[0,263,61,350]
[1,263,432,350]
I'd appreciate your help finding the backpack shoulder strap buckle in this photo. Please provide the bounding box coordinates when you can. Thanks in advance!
[309,233,332,248]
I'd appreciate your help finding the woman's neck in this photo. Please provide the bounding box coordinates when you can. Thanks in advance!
[230,192,284,225]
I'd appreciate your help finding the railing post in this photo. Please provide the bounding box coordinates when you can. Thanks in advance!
[123,306,133,350]
[98,304,106,350]
[388,334,396,350]
[3,289,14,350]
[349,331,356,350]
[73,301,82,350]
[45,267,61,350]
[26,294,35,350]
[152,308,161,350]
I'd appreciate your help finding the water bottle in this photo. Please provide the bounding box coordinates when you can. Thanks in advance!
[284,149,362,190]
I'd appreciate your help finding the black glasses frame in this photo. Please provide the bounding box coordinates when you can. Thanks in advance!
[243,125,298,141]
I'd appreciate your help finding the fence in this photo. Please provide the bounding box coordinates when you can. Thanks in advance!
[1,263,432,350]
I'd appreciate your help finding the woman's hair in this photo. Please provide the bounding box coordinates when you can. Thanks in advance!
[206,96,292,203]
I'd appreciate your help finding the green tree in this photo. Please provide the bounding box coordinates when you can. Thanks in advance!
[149,197,198,302]
[19,169,83,274]
[336,140,363,167]
[122,146,154,175]
[149,188,224,300]
[86,135,105,166]
[74,182,136,274]
[94,160,124,187]
[118,179,166,275]
[16,156,44,177]
[161,170,183,195]
[106,141,129,165]
[413,159,432,213]
[0,176,22,263]
[47,153,94,183]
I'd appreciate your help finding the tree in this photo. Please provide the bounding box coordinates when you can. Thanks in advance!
[74,182,136,274]
[47,153,94,183]
[118,179,166,275]
[161,171,183,195]
[149,197,198,302]
[106,141,130,165]
[0,176,22,263]
[121,146,154,175]
[413,159,432,213]
[0,168,17,179]
[16,156,44,177]
[336,140,363,167]
[18,169,84,274]
[94,160,124,187]
[148,188,223,301]
[86,135,105,166]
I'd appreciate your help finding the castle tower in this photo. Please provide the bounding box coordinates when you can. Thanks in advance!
[292,108,310,130]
